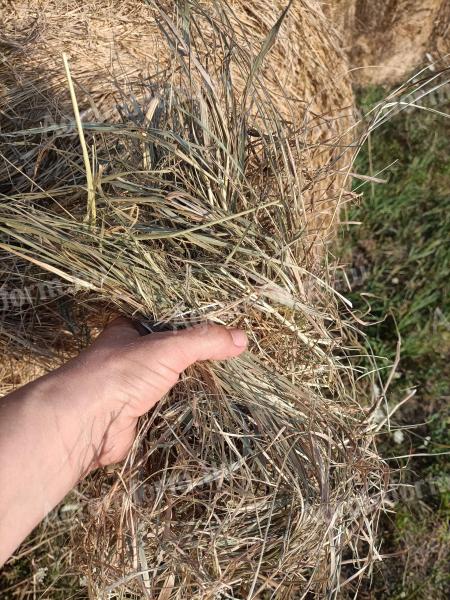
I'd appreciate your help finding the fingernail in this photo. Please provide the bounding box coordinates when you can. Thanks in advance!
[230,329,248,348]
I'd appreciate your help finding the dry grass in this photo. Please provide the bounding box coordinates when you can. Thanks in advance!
[0,1,387,598]
[324,0,450,86]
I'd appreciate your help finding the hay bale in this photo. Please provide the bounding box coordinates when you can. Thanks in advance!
[327,0,450,85]
[0,0,354,243]
[0,1,386,597]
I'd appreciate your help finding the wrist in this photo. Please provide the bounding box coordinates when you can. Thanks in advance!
[0,369,98,563]
[28,370,104,476]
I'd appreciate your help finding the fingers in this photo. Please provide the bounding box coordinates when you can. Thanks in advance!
[90,320,247,421]
[96,318,247,377]
[136,323,248,374]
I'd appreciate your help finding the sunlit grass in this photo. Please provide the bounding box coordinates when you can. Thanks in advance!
[340,84,450,599]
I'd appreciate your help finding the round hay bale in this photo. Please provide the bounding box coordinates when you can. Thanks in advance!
[326,0,450,85]
[0,0,354,244]
[0,1,386,597]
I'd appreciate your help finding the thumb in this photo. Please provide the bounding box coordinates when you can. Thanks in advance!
[118,323,248,416]
[136,323,248,375]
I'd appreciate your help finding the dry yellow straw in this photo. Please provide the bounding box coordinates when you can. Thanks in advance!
[62,52,96,225]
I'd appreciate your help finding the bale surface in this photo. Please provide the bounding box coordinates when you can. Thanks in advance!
[0,0,354,242]
[0,0,355,383]
[327,0,450,85]
[0,1,386,598]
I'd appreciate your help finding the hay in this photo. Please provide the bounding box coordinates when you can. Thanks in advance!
[0,0,355,240]
[0,1,386,597]
[326,0,450,85]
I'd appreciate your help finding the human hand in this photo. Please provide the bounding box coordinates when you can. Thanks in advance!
[0,317,247,565]
[49,318,248,469]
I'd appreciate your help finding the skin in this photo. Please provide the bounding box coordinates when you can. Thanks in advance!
[0,318,248,566]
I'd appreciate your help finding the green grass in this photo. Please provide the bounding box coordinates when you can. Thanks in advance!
[340,86,450,599]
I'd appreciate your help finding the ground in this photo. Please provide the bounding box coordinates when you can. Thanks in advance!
[339,85,450,599]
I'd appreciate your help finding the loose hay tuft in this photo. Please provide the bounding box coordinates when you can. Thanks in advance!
[0,1,387,597]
